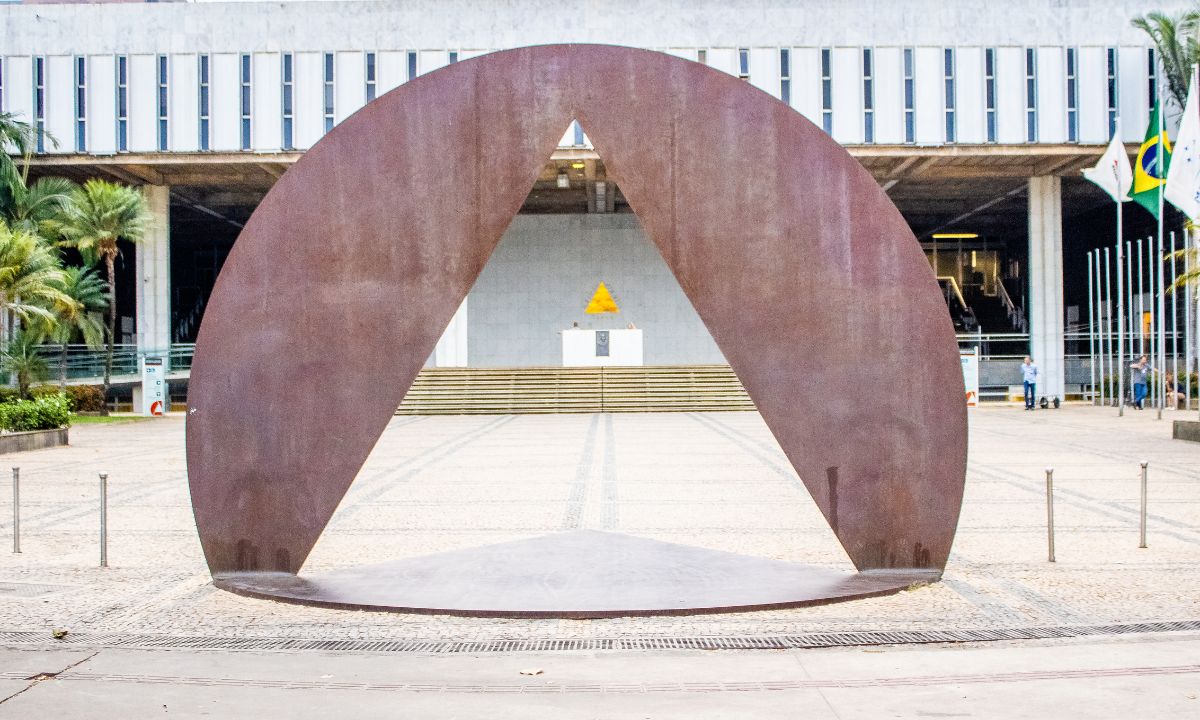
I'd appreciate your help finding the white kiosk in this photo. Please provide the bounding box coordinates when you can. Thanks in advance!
[134,356,167,416]
[562,328,644,367]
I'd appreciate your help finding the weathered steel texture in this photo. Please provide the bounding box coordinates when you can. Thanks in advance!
[187,45,966,585]
[214,530,941,618]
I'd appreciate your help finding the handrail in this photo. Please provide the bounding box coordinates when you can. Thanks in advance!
[936,275,969,311]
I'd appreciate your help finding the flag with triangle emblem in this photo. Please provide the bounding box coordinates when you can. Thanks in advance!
[584,282,620,314]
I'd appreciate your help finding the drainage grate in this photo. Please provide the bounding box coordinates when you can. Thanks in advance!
[1,619,1199,655]
[0,582,76,599]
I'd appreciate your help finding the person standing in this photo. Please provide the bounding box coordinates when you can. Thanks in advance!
[1129,355,1152,410]
[1021,356,1039,411]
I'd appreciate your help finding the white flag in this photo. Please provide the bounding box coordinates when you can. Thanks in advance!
[1166,69,1200,221]
[1082,130,1133,203]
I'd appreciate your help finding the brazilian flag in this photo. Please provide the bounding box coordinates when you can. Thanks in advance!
[1132,102,1172,218]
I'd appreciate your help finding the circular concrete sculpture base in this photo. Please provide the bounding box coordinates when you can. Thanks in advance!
[213,531,939,618]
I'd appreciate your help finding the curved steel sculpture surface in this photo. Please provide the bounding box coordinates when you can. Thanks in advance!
[186,44,967,612]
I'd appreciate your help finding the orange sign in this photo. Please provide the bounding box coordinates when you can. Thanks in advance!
[585,282,620,314]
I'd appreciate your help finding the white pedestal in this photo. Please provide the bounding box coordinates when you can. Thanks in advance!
[562,329,643,367]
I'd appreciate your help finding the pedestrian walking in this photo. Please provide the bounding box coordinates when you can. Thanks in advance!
[1021,356,1039,411]
[1129,355,1152,410]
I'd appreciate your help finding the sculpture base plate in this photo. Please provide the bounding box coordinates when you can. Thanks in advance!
[213,530,940,618]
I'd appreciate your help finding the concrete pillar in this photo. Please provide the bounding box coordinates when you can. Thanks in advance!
[433,298,468,367]
[136,185,171,365]
[1028,176,1065,401]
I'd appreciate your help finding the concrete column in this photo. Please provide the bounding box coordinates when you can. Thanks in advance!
[1028,176,1065,401]
[136,185,172,365]
[433,298,468,367]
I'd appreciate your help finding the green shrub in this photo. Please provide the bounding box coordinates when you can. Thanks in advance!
[27,385,106,412]
[0,388,20,404]
[66,385,106,412]
[29,386,62,400]
[0,395,71,432]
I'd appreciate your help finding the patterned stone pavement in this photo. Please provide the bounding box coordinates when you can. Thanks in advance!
[0,406,1197,644]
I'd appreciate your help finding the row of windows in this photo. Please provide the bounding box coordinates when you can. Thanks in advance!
[9,47,1163,152]
[735,45,1157,144]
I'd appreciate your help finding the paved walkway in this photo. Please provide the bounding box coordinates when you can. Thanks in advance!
[1,633,1198,717]
[0,406,1197,646]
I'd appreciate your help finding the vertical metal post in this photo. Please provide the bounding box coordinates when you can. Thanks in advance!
[1186,228,1194,411]
[1139,461,1148,549]
[1138,237,1145,357]
[1157,228,1166,419]
[1116,239,1125,416]
[1104,248,1114,407]
[1096,251,1106,406]
[1127,240,1135,401]
[99,471,108,568]
[1045,467,1055,563]
[11,467,18,554]
[1088,250,1097,405]
[1171,230,1179,410]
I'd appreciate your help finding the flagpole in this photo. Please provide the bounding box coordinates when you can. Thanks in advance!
[1096,251,1107,407]
[1105,247,1114,407]
[1187,228,1195,410]
[1088,250,1097,405]
[1171,229,1179,409]
[1127,239,1135,395]
[1117,236,1125,416]
[1157,71,1168,419]
[1138,237,1145,358]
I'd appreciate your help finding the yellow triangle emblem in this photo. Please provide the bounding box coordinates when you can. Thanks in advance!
[584,282,620,314]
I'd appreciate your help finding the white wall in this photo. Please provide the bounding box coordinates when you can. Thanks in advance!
[334,50,363,123]
[1037,46,1066,144]
[45,56,72,154]
[791,47,821,126]
[873,47,903,144]
[913,47,941,144]
[252,52,281,151]
[956,46,985,144]
[293,51,322,148]
[127,54,156,152]
[830,47,862,144]
[170,53,198,152]
[1119,45,1149,142]
[211,53,240,151]
[1077,46,1108,143]
[995,47,1024,144]
[88,54,116,154]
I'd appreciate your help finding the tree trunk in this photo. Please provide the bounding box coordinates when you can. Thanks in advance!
[59,341,68,391]
[102,253,116,416]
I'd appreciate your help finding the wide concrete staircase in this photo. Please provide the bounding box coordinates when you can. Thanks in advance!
[396,365,757,415]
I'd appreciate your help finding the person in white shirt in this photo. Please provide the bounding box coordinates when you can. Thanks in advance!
[1021,356,1039,411]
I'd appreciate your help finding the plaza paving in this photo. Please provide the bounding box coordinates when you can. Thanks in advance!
[0,405,1197,644]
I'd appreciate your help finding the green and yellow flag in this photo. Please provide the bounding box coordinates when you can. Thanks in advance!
[1132,102,1172,218]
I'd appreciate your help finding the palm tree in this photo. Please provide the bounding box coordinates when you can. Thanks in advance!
[0,111,37,197]
[29,267,108,389]
[57,179,152,403]
[1,328,49,399]
[1,176,76,237]
[0,221,71,326]
[1132,10,1200,114]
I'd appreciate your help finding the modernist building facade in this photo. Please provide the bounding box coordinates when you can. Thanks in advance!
[0,0,1184,399]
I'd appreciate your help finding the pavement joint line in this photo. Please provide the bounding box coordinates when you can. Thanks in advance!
[2,662,1197,694]
[0,649,98,706]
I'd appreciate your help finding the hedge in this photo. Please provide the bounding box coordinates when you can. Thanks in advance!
[0,394,71,432]
[30,385,106,412]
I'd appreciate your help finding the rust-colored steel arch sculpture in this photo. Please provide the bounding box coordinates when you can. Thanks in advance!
[187,44,966,616]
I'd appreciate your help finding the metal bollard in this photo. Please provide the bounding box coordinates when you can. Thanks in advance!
[1045,467,1055,563]
[99,471,108,568]
[11,467,18,554]
[1139,461,1148,549]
